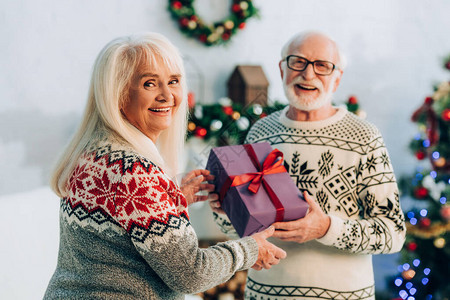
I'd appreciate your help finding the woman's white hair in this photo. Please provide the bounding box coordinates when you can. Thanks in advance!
[50,32,188,198]
[280,31,347,70]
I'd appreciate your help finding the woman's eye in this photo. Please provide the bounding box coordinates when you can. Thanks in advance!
[169,79,179,85]
[144,81,155,87]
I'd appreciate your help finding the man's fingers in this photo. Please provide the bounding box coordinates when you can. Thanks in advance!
[272,219,300,231]
[272,229,298,239]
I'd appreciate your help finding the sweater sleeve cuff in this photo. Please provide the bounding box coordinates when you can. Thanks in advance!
[237,236,259,271]
[316,215,344,246]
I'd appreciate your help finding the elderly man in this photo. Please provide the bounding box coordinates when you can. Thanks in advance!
[210,32,406,299]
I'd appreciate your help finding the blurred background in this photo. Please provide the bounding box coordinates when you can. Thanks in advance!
[1,0,449,299]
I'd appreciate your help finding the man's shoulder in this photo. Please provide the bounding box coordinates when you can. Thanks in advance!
[251,109,284,129]
[246,109,285,142]
[339,111,382,141]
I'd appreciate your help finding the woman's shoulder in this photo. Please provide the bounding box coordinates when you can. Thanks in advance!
[85,138,163,177]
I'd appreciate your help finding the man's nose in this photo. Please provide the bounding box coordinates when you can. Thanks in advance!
[301,63,316,80]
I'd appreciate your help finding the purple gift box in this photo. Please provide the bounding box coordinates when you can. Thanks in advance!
[206,142,309,237]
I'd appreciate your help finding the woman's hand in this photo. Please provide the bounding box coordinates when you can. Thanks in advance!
[180,169,216,206]
[250,226,287,270]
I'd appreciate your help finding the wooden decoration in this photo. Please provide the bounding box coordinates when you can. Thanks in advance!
[227,65,269,106]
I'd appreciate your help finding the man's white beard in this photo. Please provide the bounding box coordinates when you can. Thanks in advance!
[283,76,335,111]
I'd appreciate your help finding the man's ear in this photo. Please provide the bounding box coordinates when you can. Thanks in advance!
[279,61,284,80]
[332,70,343,92]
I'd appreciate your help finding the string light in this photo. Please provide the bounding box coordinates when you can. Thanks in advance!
[440,197,447,204]
[410,288,417,295]
[431,151,440,159]
[403,263,411,271]
[407,212,415,219]
[395,278,403,286]
[399,290,408,299]
[422,278,429,285]
[423,140,430,147]
[424,268,431,275]
[410,218,417,225]
[429,171,437,178]
[420,209,428,217]
[406,282,413,289]
[413,259,420,267]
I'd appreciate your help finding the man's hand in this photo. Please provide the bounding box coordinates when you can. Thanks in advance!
[251,226,287,270]
[272,191,331,243]
[180,169,216,206]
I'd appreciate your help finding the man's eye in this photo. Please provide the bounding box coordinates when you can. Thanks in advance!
[169,79,179,84]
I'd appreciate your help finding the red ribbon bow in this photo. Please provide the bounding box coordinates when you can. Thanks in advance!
[219,144,287,222]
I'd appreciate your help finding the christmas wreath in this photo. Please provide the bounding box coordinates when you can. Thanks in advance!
[168,0,259,46]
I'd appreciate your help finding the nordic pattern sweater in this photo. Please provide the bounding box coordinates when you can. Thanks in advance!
[213,106,406,300]
[44,137,258,300]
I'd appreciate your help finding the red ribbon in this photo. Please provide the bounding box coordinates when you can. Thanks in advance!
[219,144,287,222]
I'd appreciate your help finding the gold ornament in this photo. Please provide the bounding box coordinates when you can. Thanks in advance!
[434,237,446,248]
[215,26,225,34]
[402,269,416,280]
[232,111,241,120]
[224,20,235,30]
[188,122,196,131]
[434,157,446,168]
[187,20,197,30]
[240,1,249,10]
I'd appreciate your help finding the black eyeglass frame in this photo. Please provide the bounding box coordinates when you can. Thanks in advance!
[283,55,339,76]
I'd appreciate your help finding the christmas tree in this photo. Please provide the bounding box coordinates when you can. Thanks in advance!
[387,55,450,300]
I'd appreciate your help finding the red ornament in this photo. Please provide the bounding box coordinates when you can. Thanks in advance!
[419,217,431,228]
[199,34,207,43]
[222,33,231,41]
[424,96,433,104]
[195,127,207,138]
[445,61,450,70]
[415,151,426,160]
[190,15,198,22]
[187,92,195,109]
[179,17,189,27]
[238,22,246,29]
[406,241,418,252]
[442,108,450,121]
[440,206,450,221]
[232,4,241,12]
[414,187,428,199]
[348,95,358,105]
[260,112,267,118]
[172,1,182,10]
[223,106,233,115]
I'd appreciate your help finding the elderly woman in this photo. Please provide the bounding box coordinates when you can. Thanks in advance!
[44,33,286,299]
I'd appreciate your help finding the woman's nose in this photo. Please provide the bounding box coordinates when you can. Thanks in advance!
[155,85,174,102]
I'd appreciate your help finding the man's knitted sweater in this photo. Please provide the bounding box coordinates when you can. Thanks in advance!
[214,106,406,300]
[44,136,258,300]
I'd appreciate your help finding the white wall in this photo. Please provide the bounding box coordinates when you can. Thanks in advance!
[1,0,450,195]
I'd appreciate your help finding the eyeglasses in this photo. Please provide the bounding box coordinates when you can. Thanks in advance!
[284,55,338,76]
